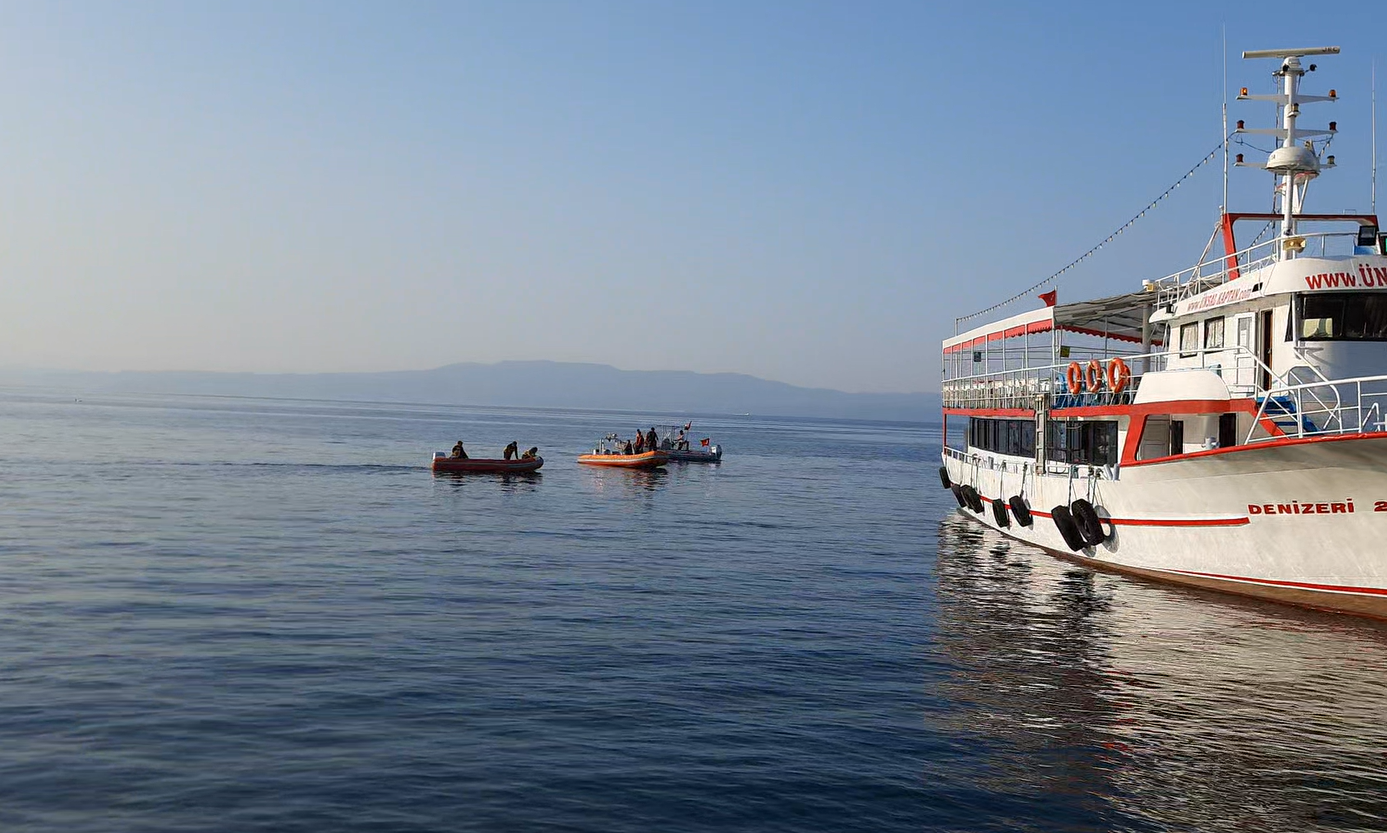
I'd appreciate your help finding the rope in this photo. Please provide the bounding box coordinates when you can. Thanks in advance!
[955,133,1236,329]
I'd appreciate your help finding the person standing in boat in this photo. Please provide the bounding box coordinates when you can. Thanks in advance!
[646,427,658,450]
[451,441,467,459]
[503,441,519,460]
[633,431,645,453]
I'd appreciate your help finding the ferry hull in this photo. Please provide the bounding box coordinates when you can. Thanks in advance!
[943,433,1387,619]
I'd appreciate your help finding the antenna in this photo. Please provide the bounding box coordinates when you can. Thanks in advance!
[1374,58,1378,214]
[1222,25,1229,215]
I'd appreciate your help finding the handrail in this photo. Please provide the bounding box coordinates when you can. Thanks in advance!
[1146,230,1361,309]
[942,344,1283,411]
[1245,372,1387,444]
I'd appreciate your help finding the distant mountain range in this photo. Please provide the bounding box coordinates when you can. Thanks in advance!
[0,361,942,422]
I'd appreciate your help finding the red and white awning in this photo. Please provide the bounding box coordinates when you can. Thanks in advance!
[942,291,1157,353]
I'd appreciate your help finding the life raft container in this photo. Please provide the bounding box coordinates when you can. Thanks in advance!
[960,484,984,513]
[991,496,1010,527]
[938,466,951,488]
[1008,495,1033,527]
[1051,505,1087,551]
[1070,499,1111,546]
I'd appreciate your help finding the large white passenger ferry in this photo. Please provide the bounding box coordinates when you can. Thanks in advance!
[940,46,1387,618]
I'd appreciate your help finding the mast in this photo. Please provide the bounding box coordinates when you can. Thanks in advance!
[1235,46,1340,260]
[1222,26,1228,216]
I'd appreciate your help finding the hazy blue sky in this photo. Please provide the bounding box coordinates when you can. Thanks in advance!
[1,1,1380,392]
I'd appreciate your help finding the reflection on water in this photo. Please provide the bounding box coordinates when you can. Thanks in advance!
[932,515,1387,832]
[580,466,668,498]
[431,470,544,495]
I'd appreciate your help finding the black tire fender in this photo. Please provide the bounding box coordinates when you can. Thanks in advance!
[938,466,952,489]
[1008,496,1033,527]
[1051,505,1087,551]
[991,496,1010,527]
[960,484,983,513]
[1070,499,1108,546]
[951,484,966,508]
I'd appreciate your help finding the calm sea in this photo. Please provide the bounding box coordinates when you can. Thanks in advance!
[2,389,1386,832]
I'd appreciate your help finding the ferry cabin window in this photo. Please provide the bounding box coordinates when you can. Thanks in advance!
[1204,316,1225,350]
[966,418,1035,457]
[1299,292,1387,341]
[1179,322,1199,357]
[1045,420,1118,466]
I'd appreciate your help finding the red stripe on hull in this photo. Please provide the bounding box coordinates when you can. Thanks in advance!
[1166,569,1387,597]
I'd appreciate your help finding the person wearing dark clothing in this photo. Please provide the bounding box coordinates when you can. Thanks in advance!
[451,441,467,459]
[646,428,658,450]
[622,440,634,454]
[503,441,519,460]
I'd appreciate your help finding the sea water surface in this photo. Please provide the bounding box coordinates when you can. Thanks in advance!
[2,389,1386,832]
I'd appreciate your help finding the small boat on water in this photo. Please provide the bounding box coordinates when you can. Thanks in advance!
[655,423,723,463]
[431,452,543,474]
[579,434,669,468]
[577,449,668,468]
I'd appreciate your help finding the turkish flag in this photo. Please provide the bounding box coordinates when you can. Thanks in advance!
[1039,290,1058,307]
[700,438,710,447]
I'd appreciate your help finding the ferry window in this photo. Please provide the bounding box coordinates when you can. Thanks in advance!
[968,418,1036,457]
[1300,292,1387,341]
[1204,316,1225,350]
[1046,420,1117,466]
[1179,322,1199,357]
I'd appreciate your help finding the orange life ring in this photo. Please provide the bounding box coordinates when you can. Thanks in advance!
[1084,359,1103,393]
[1065,362,1083,395]
[1107,357,1131,393]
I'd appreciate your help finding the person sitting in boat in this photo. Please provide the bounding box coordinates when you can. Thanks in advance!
[520,446,538,460]
[450,441,467,459]
[623,438,635,454]
[676,430,688,451]
[503,441,519,460]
